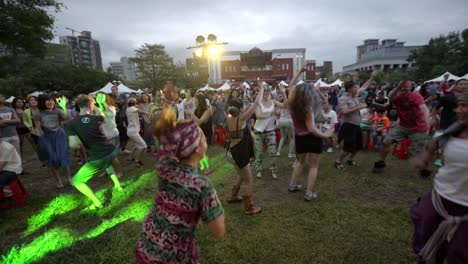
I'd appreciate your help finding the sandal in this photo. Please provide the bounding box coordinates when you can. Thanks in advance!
[334,161,347,171]
[347,160,359,167]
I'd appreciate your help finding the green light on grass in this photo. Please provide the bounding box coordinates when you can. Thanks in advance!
[24,194,82,237]
[2,227,75,264]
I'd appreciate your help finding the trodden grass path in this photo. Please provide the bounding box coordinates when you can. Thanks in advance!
[0,144,432,263]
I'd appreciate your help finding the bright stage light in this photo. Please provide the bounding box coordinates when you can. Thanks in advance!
[195,48,203,57]
[208,46,218,56]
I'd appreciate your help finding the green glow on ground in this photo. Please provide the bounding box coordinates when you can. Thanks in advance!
[2,171,158,264]
[3,227,76,264]
[24,194,82,237]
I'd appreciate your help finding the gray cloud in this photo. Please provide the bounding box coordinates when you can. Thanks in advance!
[53,0,468,72]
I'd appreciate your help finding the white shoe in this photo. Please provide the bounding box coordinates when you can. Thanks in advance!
[120,149,131,155]
[272,172,278,179]
[276,152,280,157]
[327,148,333,153]
[256,172,262,178]
[288,153,296,158]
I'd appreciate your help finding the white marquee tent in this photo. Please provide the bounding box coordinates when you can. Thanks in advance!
[89,82,136,96]
[242,82,250,89]
[218,81,231,91]
[6,96,15,103]
[424,72,460,83]
[27,91,44,97]
[461,73,468,79]
[314,79,331,88]
[198,84,216,92]
[330,79,344,87]
[279,80,289,86]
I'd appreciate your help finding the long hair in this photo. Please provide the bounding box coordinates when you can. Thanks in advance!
[290,83,322,121]
[12,97,25,110]
[195,93,208,117]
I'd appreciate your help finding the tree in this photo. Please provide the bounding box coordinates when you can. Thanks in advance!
[0,0,63,95]
[409,29,468,80]
[130,44,176,89]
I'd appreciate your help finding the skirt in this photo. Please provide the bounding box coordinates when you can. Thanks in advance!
[38,129,70,168]
[295,134,322,154]
[230,128,254,169]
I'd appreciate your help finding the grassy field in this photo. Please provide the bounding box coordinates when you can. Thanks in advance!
[0,143,433,264]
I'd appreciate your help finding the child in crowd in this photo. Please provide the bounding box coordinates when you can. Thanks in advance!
[321,102,338,153]
[359,105,375,150]
[371,108,391,151]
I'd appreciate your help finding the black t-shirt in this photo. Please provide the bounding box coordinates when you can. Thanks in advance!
[66,115,115,160]
[437,94,457,130]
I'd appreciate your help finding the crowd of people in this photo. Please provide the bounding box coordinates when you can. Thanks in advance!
[0,66,467,263]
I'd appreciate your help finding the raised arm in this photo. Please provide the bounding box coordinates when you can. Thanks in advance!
[357,71,377,94]
[240,86,263,122]
[288,65,308,103]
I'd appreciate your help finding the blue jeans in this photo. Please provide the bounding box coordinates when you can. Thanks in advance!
[372,131,387,149]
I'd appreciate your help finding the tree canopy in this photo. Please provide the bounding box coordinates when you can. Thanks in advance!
[409,28,468,80]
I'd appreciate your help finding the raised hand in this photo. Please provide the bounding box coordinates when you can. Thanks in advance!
[57,96,68,111]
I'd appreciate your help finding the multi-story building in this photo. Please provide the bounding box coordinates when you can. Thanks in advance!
[59,31,103,70]
[109,57,138,81]
[305,60,316,80]
[44,43,72,64]
[187,47,306,84]
[343,39,422,73]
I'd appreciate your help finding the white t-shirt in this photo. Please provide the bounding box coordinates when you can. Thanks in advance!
[254,101,276,132]
[322,110,338,129]
[0,141,22,174]
[101,106,119,139]
[175,102,185,121]
[434,137,468,206]
[126,106,140,136]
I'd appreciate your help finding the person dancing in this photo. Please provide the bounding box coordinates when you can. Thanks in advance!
[135,107,224,263]
[226,85,264,214]
[409,92,468,263]
[126,97,148,166]
[66,94,123,210]
[33,94,71,188]
[288,66,333,201]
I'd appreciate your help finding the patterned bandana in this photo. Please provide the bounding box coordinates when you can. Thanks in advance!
[158,120,201,160]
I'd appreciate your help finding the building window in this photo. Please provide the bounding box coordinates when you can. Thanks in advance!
[286,64,289,70]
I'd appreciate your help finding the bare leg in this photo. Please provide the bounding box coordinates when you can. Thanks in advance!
[289,154,306,186]
[306,153,320,193]
[111,158,124,178]
[379,141,392,161]
[336,150,349,163]
[51,167,64,188]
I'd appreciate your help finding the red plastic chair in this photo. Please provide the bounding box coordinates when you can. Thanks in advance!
[0,178,29,209]
[392,139,412,160]
[214,128,226,147]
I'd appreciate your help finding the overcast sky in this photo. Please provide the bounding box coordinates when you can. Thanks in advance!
[52,0,467,72]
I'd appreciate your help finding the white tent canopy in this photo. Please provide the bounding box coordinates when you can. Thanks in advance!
[197,84,216,92]
[89,82,136,96]
[330,79,343,87]
[27,91,44,97]
[135,89,144,94]
[296,80,305,85]
[242,82,250,89]
[6,96,15,103]
[461,73,468,79]
[218,81,231,91]
[424,72,460,83]
[279,80,289,86]
[314,79,331,88]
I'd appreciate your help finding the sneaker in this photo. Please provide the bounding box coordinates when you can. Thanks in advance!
[433,159,443,167]
[347,160,359,167]
[327,147,333,153]
[372,160,386,173]
[288,184,303,192]
[334,161,347,171]
[276,152,280,157]
[304,191,318,201]
[256,172,262,178]
[288,153,296,158]
[271,172,278,180]
[121,149,131,155]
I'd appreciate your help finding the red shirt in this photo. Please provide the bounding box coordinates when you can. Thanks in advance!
[392,92,428,132]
